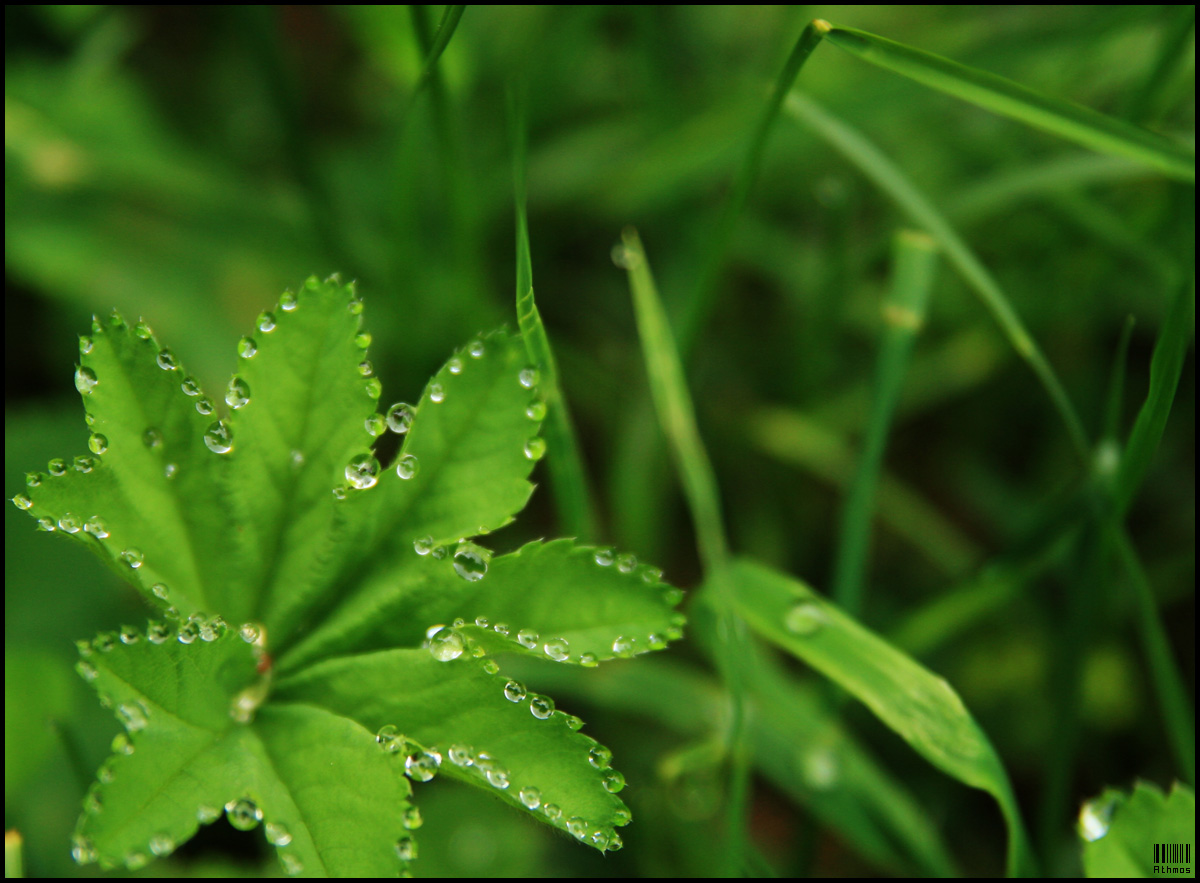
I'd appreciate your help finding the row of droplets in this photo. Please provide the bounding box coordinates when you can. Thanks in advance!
[374,726,626,852]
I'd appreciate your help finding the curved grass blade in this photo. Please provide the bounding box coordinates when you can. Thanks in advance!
[730,558,1035,877]
[509,86,597,539]
[816,21,1195,182]
[275,649,631,852]
[832,230,938,615]
[786,93,1092,462]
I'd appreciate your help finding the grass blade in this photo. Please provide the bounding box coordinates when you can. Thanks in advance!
[509,87,597,540]
[1114,277,1196,519]
[786,93,1092,462]
[732,558,1036,877]
[817,20,1195,182]
[617,229,749,875]
[678,20,827,352]
[832,230,938,615]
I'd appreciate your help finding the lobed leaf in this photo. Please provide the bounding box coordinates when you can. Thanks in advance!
[1078,781,1195,878]
[275,649,632,851]
[21,311,241,620]
[73,622,416,877]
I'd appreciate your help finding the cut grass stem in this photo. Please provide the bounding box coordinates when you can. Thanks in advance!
[832,230,938,616]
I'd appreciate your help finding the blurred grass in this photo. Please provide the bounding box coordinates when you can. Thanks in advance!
[5,5,1194,878]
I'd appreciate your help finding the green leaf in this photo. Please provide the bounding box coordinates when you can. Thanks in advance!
[18,277,684,872]
[818,21,1196,182]
[276,649,632,849]
[1079,781,1195,877]
[22,311,241,619]
[727,557,1035,877]
[73,624,416,876]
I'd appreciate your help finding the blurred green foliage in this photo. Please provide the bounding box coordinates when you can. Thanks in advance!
[5,5,1193,877]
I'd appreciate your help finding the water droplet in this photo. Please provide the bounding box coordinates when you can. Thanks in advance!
[226,376,251,409]
[519,367,540,389]
[800,746,839,789]
[663,587,684,606]
[177,620,199,643]
[148,622,171,644]
[134,319,154,340]
[429,383,445,403]
[226,798,262,831]
[524,437,546,461]
[430,544,448,559]
[384,450,419,482]
[641,565,664,584]
[567,817,587,839]
[376,724,404,753]
[279,291,297,311]
[94,632,116,653]
[364,377,382,399]
[525,400,547,421]
[616,553,638,573]
[518,786,542,810]
[428,627,464,661]
[504,680,527,703]
[579,652,599,668]
[647,633,667,650]
[281,853,304,876]
[785,602,827,636]
[48,458,68,476]
[257,311,276,333]
[156,349,177,371]
[149,832,175,857]
[265,822,292,846]
[71,835,98,865]
[452,542,489,581]
[142,427,163,448]
[486,768,510,789]
[413,535,434,556]
[612,635,635,656]
[543,637,569,662]
[365,414,385,437]
[119,625,140,644]
[73,455,95,473]
[468,340,485,358]
[196,397,215,416]
[608,832,624,851]
[164,462,178,479]
[385,402,414,434]
[75,660,97,681]
[588,745,612,769]
[1078,796,1116,842]
[448,745,472,766]
[12,493,33,510]
[26,472,43,487]
[564,714,585,730]
[203,421,234,454]
[197,805,221,824]
[530,695,555,719]
[517,629,539,650]
[239,622,262,644]
[119,548,144,569]
[347,293,363,315]
[304,275,319,290]
[37,516,56,531]
[358,359,374,377]
[448,357,463,375]
[117,702,148,732]
[603,769,626,793]
[591,829,610,849]
[482,658,499,674]
[75,366,99,395]
[80,336,94,355]
[83,788,102,818]
[344,453,379,490]
[84,516,109,538]
[594,548,615,566]
[402,805,423,830]
[394,836,417,861]
[112,732,135,755]
[181,376,201,396]
[354,332,372,349]
[405,750,440,782]
[543,803,562,822]
[493,622,510,637]
[86,433,108,455]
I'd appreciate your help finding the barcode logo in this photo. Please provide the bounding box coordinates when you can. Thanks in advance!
[1154,842,1191,866]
